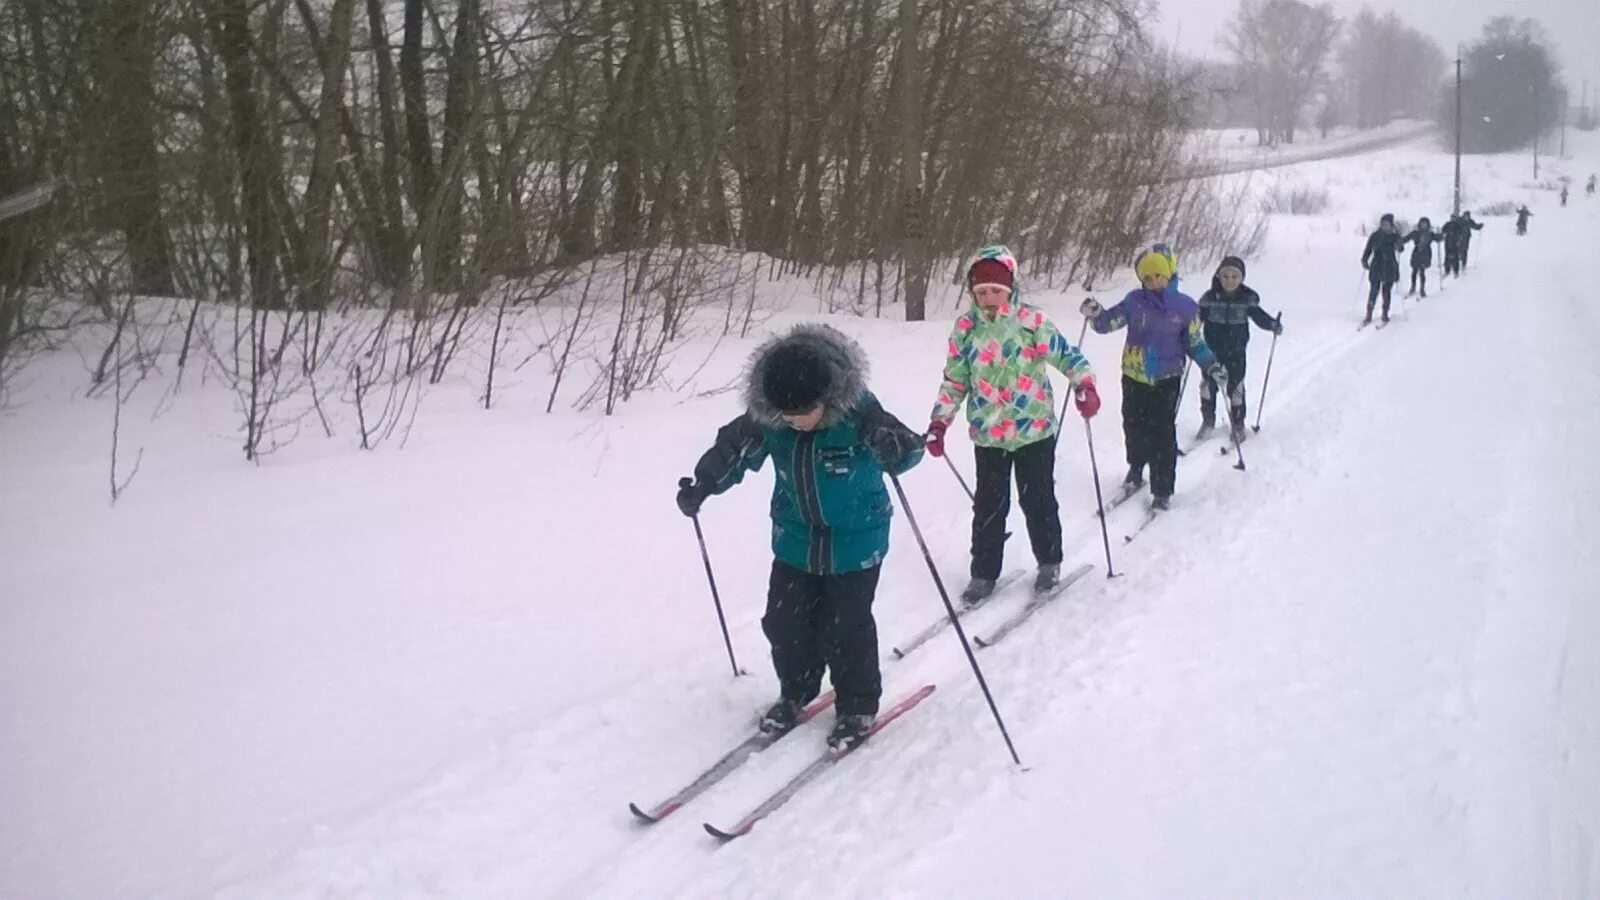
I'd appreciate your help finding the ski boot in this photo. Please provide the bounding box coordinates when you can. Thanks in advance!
[960,577,998,607]
[1150,494,1171,511]
[1123,465,1145,489]
[1033,563,1060,593]
[1194,419,1214,440]
[759,698,805,735]
[827,714,874,752]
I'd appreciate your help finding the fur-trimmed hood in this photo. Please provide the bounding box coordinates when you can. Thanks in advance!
[744,323,869,428]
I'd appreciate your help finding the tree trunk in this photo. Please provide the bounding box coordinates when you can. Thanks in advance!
[300,0,356,309]
[893,0,926,320]
[211,0,283,307]
[94,0,176,296]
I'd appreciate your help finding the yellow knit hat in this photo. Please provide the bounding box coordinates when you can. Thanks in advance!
[1135,250,1175,282]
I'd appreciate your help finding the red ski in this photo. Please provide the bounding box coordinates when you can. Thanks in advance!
[703,684,936,841]
[629,691,835,823]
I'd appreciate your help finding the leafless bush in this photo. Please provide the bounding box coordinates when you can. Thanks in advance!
[1478,200,1518,216]
[1261,184,1332,215]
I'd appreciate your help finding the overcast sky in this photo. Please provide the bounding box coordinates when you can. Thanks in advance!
[1155,0,1600,102]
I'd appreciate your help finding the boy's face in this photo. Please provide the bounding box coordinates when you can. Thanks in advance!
[1217,267,1243,291]
[781,405,826,431]
[971,283,1009,314]
[1142,273,1171,292]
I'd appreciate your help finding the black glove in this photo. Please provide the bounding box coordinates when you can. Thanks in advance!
[864,425,918,468]
[676,477,709,517]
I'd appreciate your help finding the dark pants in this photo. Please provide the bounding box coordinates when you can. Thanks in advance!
[971,436,1062,580]
[1366,280,1393,319]
[1461,240,1473,267]
[763,561,882,716]
[1123,375,1182,498]
[1201,345,1246,425]
[1444,247,1461,276]
[1409,265,1429,295]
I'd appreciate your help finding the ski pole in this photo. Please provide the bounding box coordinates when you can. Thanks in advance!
[1227,407,1248,471]
[886,471,1024,767]
[1083,418,1119,578]
[1251,314,1280,433]
[941,453,974,502]
[680,477,744,678]
[1173,361,1191,457]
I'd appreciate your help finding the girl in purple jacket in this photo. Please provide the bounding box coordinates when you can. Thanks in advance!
[1080,250,1228,510]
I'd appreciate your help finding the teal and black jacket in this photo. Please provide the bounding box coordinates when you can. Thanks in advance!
[692,325,923,575]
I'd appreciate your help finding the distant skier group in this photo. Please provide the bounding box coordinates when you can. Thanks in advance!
[675,243,1279,750]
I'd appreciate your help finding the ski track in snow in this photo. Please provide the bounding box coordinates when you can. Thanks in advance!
[4,139,1600,898]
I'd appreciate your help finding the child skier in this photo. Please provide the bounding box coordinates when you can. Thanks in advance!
[1196,255,1281,442]
[1516,206,1532,236]
[676,323,924,750]
[1588,175,1596,197]
[1459,211,1484,267]
[1361,213,1404,325]
[1080,249,1227,510]
[1441,214,1466,278]
[1401,217,1443,298]
[927,246,1100,606]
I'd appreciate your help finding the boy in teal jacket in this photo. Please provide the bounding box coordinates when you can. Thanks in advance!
[677,323,923,750]
[927,246,1099,605]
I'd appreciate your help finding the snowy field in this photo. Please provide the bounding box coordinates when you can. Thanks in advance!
[3,130,1599,898]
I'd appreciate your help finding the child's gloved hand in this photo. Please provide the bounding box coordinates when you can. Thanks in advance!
[676,477,708,517]
[924,420,949,458]
[1079,297,1104,319]
[865,426,919,468]
[1207,363,1230,399]
[1074,376,1101,419]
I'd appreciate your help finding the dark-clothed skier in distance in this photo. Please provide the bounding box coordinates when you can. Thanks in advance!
[1516,206,1532,236]
[676,324,924,751]
[1361,213,1404,325]
[1400,217,1443,298]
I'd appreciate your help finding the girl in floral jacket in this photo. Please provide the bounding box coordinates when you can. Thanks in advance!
[927,246,1099,604]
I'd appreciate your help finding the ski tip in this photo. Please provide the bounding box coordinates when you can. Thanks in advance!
[630,801,674,823]
[704,821,749,841]
[972,635,990,649]
[891,647,907,660]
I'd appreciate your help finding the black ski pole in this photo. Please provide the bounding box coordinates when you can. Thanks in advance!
[1226,409,1248,471]
[1083,419,1119,578]
[941,452,975,501]
[680,477,744,678]
[1174,361,1191,457]
[1251,314,1281,433]
[886,471,1023,767]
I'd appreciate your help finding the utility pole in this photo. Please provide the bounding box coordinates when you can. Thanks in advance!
[1453,52,1463,215]
[1533,81,1539,181]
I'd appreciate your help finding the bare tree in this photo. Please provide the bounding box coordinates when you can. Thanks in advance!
[1223,0,1341,145]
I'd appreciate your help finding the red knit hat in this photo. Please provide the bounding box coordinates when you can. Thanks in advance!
[968,258,1013,290]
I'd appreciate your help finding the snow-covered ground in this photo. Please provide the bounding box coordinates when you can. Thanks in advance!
[3,130,1599,898]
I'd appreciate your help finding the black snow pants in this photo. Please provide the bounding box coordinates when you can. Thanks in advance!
[1409,265,1429,296]
[763,561,882,716]
[1123,375,1183,499]
[1366,279,1394,319]
[971,435,1062,580]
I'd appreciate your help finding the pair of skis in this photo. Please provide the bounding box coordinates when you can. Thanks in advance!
[629,684,937,841]
[889,568,1025,659]
[892,563,1095,657]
